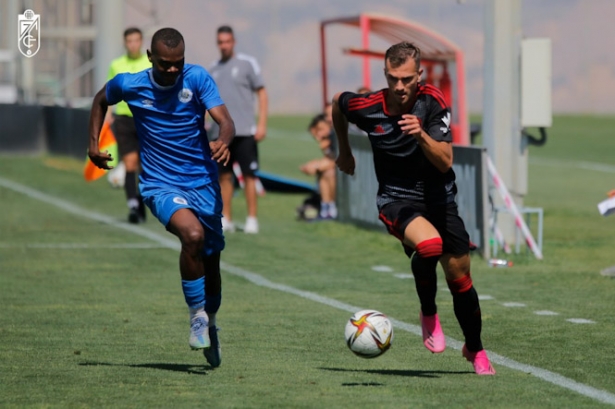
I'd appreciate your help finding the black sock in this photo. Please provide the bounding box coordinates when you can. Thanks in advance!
[125,171,138,204]
[411,254,439,316]
[451,286,483,351]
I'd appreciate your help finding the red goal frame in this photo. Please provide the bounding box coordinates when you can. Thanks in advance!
[320,13,469,145]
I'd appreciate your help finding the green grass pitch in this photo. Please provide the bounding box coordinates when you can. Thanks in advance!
[1,114,615,408]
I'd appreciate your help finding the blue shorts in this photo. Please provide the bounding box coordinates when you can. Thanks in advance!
[140,183,225,256]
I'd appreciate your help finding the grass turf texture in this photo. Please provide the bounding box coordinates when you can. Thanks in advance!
[1,114,615,408]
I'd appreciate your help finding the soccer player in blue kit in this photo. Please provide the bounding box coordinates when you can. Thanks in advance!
[87,28,234,368]
[332,42,495,375]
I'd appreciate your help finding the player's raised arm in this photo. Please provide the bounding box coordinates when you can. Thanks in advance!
[208,104,235,166]
[88,84,114,170]
[332,92,355,176]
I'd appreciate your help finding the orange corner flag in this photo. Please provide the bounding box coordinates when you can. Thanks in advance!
[83,122,119,182]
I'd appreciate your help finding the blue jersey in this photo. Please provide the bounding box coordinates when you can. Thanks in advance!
[106,64,224,189]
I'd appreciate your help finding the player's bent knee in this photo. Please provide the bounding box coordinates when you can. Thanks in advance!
[181,226,205,252]
[446,273,473,294]
[414,237,443,259]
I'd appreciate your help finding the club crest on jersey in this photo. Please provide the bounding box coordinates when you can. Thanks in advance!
[440,112,451,134]
[178,88,193,103]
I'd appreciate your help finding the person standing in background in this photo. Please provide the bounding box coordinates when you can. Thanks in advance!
[107,27,151,223]
[209,25,268,234]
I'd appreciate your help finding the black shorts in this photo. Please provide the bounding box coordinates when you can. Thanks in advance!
[378,200,470,255]
[218,136,259,177]
[111,114,139,158]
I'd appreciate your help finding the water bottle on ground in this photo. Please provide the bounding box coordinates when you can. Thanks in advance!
[488,259,513,268]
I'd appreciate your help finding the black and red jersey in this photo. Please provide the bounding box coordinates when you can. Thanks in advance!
[339,83,457,207]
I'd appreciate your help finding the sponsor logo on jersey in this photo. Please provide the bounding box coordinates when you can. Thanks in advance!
[372,123,393,136]
[374,125,386,134]
[173,197,188,205]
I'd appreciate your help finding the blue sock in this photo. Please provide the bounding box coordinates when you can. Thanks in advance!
[205,292,222,315]
[181,277,205,309]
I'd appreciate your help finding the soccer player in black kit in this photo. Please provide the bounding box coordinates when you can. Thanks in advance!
[332,42,495,375]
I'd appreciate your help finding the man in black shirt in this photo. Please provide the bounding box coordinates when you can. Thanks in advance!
[332,41,495,375]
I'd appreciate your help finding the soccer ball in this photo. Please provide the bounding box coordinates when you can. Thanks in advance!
[345,309,393,358]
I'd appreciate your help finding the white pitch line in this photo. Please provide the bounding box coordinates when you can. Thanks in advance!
[567,318,596,324]
[1,175,615,407]
[478,295,494,301]
[502,302,526,308]
[372,265,394,273]
[393,273,414,279]
[534,310,560,316]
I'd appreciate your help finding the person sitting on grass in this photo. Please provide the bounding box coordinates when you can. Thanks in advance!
[299,113,337,219]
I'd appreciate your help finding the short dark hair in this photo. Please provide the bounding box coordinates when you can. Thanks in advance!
[384,41,421,69]
[124,27,142,38]
[151,28,184,51]
[308,114,327,130]
[217,25,234,35]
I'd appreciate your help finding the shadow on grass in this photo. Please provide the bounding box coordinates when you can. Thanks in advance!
[79,361,212,375]
[320,367,471,380]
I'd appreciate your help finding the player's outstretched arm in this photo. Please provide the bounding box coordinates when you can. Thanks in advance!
[87,85,114,170]
[332,93,355,176]
[208,104,235,166]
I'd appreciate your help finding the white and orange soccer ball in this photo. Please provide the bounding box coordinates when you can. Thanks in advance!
[344,309,393,358]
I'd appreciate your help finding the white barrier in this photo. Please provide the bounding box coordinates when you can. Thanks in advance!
[486,156,543,260]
